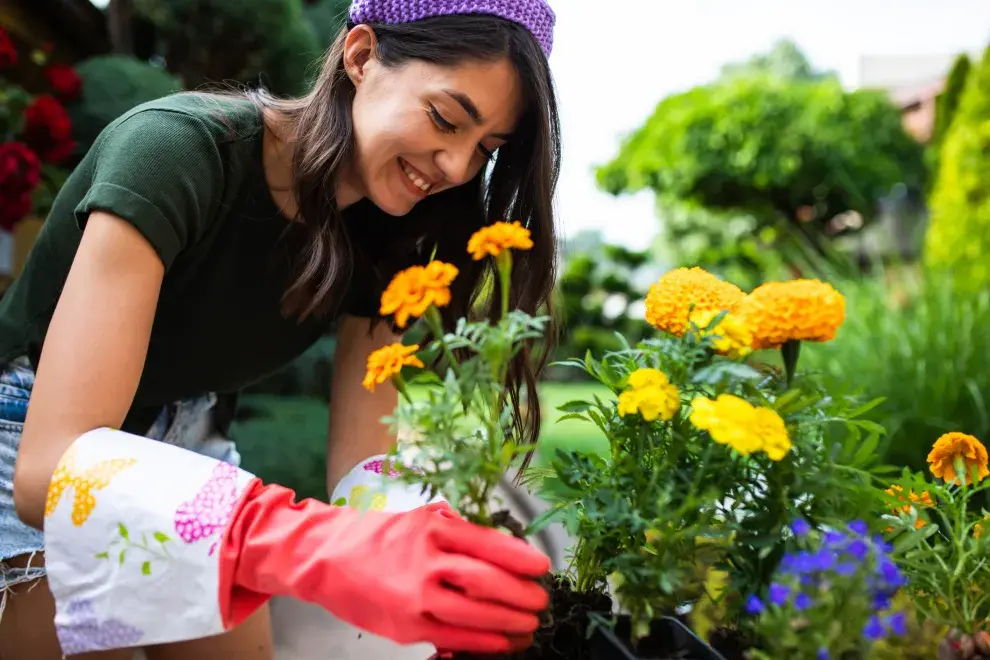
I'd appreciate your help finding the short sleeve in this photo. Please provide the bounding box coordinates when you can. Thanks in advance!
[74,109,224,270]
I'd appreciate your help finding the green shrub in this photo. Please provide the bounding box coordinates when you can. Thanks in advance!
[799,268,990,472]
[924,46,990,289]
[305,0,351,48]
[68,56,184,155]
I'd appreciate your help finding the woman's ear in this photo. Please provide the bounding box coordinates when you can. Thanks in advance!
[343,25,378,87]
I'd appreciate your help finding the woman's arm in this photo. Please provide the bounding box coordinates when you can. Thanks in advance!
[326,315,400,492]
[13,211,164,529]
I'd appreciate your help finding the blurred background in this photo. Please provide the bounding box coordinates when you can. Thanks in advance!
[2,0,990,537]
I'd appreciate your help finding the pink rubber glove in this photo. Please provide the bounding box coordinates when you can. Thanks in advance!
[218,482,550,654]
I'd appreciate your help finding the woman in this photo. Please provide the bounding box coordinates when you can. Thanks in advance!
[0,0,560,657]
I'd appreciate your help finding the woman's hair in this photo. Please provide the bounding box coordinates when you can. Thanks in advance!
[249,15,561,459]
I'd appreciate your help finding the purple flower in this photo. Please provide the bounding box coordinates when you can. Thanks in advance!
[835,562,857,576]
[791,519,811,536]
[880,561,904,586]
[863,615,886,641]
[817,647,830,660]
[794,592,813,611]
[886,612,907,636]
[769,582,790,606]
[745,595,765,615]
[55,599,144,655]
[811,549,836,571]
[846,539,870,561]
[824,531,847,546]
[849,520,869,536]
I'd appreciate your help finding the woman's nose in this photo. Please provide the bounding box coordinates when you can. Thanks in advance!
[435,145,478,188]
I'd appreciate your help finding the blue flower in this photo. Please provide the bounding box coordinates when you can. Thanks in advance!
[880,561,904,587]
[849,520,869,536]
[886,612,907,636]
[769,583,790,606]
[811,549,836,571]
[846,539,870,561]
[745,595,765,615]
[817,648,830,660]
[794,592,813,611]
[863,615,886,641]
[835,562,857,576]
[791,519,811,536]
[824,531,847,546]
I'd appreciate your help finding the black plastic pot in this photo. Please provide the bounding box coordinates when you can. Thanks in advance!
[590,615,727,660]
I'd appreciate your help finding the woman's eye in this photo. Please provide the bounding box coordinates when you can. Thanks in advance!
[429,106,456,134]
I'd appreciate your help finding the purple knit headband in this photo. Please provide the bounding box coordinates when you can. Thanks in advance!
[349,0,556,57]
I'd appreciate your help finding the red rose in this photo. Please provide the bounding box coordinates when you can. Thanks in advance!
[43,64,82,102]
[0,27,16,69]
[0,142,41,195]
[21,95,76,164]
[0,192,32,231]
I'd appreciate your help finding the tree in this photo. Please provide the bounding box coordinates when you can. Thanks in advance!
[924,46,990,290]
[305,0,351,48]
[718,39,831,83]
[133,0,320,96]
[597,73,926,261]
[932,53,972,147]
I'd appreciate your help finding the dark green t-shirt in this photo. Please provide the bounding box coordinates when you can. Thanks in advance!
[0,93,384,433]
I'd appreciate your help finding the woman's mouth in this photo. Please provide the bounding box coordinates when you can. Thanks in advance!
[399,157,433,196]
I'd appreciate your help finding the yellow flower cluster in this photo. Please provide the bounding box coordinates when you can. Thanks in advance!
[644,267,745,337]
[379,261,459,329]
[362,343,424,392]
[467,221,534,261]
[737,279,846,350]
[617,368,681,422]
[688,309,753,359]
[927,432,989,485]
[884,485,933,530]
[689,394,791,461]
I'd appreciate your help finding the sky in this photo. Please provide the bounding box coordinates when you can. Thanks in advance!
[548,0,990,251]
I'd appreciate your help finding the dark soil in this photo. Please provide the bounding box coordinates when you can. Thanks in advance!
[707,627,752,660]
[452,574,613,660]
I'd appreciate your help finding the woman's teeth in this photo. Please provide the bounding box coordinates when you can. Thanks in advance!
[401,160,431,192]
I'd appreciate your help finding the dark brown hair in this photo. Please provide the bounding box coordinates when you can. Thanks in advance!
[250,15,561,457]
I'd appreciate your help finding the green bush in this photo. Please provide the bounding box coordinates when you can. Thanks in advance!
[68,56,184,155]
[924,46,990,289]
[305,0,351,48]
[799,268,990,472]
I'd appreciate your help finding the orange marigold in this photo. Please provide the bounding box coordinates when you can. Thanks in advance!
[737,279,846,349]
[362,343,424,392]
[975,517,989,539]
[379,261,459,329]
[884,485,934,530]
[467,221,533,260]
[927,432,990,485]
[644,267,745,337]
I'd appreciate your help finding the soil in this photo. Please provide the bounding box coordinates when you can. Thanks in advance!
[707,627,752,660]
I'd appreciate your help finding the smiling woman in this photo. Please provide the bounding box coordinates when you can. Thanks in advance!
[0,1,561,659]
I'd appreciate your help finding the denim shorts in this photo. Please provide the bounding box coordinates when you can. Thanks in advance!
[0,356,240,593]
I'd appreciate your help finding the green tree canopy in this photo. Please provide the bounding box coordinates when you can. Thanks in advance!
[932,53,972,146]
[597,74,926,255]
[134,0,320,96]
[925,46,990,289]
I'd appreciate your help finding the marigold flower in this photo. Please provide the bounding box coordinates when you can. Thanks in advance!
[927,432,990,485]
[379,261,459,329]
[467,221,533,260]
[617,368,680,422]
[362,343,424,392]
[884,485,933,530]
[690,394,792,460]
[689,309,753,359]
[644,267,745,337]
[975,517,989,539]
[737,279,846,349]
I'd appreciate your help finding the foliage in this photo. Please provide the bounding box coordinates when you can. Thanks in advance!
[530,269,895,641]
[134,0,321,96]
[801,267,990,473]
[597,65,925,267]
[553,241,652,374]
[748,520,909,659]
[718,39,832,83]
[68,55,184,156]
[932,54,973,148]
[924,46,990,291]
[305,0,352,48]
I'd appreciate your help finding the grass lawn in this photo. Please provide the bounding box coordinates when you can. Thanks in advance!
[230,381,610,500]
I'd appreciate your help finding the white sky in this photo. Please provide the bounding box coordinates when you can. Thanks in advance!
[548,1,990,250]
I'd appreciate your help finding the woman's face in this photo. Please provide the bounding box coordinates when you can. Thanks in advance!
[342,27,524,216]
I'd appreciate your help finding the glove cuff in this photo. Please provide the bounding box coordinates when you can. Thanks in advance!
[43,427,258,654]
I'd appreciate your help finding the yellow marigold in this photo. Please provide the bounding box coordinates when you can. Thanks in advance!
[362,343,424,392]
[928,432,990,485]
[885,485,933,530]
[975,517,989,539]
[379,261,459,329]
[644,267,745,337]
[689,309,753,359]
[617,368,680,422]
[467,221,534,260]
[689,394,792,461]
[737,279,846,349]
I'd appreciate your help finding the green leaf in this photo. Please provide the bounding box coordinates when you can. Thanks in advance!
[557,400,592,413]
[141,561,152,576]
[852,432,881,466]
[119,550,127,565]
[94,552,110,560]
[118,523,129,540]
[153,531,171,544]
[331,497,347,507]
